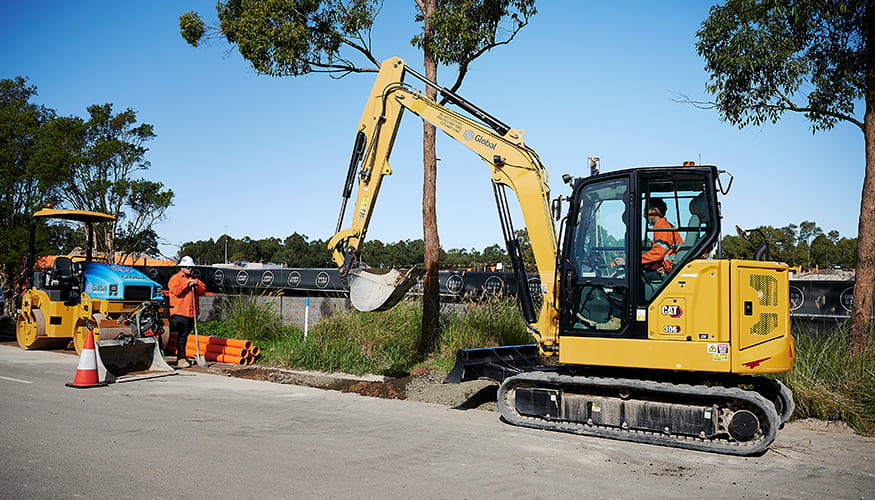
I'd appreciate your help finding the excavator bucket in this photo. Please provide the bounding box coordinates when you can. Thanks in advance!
[94,337,176,384]
[348,267,426,312]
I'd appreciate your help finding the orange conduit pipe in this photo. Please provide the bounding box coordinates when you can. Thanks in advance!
[164,349,254,366]
[165,342,249,357]
[179,349,247,365]
[168,334,253,350]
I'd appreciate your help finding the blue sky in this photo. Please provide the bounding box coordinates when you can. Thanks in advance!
[1,1,863,261]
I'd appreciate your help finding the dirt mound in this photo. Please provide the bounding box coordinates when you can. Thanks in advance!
[219,364,499,409]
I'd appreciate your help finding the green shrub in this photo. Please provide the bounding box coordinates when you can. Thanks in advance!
[428,296,532,373]
[247,296,533,377]
[218,294,285,341]
[777,322,875,435]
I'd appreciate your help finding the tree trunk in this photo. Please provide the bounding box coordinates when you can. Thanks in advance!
[850,100,875,353]
[418,0,440,357]
[850,3,875,354]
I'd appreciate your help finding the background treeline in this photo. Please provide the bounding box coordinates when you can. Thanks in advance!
[181,221,856,271]
[179,232,521,271]
[722,221,857,269]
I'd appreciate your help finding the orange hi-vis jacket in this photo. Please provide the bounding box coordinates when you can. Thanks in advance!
[642,216,683,273]
[168,270,206,318]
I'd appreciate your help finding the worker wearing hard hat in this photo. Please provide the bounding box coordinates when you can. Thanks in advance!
[168,256,206,368]
[641,198,682,275]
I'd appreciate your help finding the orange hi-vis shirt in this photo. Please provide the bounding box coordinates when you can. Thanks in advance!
[642,217,683,273]
[168,270,206,318]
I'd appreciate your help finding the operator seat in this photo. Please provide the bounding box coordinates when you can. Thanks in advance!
[50,257,80,303]
[677,194,710,263]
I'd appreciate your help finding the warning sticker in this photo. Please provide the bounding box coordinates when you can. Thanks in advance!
[713,354,729,361]
[707,343,729,354]
[636,309,647,322]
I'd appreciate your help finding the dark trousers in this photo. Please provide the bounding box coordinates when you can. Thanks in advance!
[171,314,194,359]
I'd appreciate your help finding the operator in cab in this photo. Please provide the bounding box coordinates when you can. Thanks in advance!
[641,198,682,277]
[168,256,206,368]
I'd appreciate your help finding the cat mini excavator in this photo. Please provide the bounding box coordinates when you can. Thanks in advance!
[17,208,174,383]
[328,57,794,455]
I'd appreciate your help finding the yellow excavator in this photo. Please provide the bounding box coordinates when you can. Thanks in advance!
[328,57,794,455]
[17,208,174,383]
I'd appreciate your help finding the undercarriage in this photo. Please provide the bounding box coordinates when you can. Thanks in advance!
[497,371,793,456]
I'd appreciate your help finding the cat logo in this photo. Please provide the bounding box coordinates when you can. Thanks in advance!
[661,304,684,318]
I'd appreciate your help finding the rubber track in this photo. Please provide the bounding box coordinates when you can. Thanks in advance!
[754,378,794,425]
[497,372,781,456]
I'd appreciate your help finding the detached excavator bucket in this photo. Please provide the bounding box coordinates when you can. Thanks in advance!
[94,337,176,384]
[348,267,426,312]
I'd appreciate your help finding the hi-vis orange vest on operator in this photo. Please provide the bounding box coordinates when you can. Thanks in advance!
[642,217,683,273]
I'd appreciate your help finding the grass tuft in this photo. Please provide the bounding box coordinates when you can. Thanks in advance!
[777,321,875,435]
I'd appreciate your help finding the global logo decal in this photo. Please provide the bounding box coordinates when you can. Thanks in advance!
[462,129,497,150]
[236,270,249,286]
[446,275,464,294]
[261,271,274,287]
[840,287,853,312]
[484,276,504,295]
[315,271,330,289]
[213,269,225,284]
[288,271,302,288]
[789,286,804,311]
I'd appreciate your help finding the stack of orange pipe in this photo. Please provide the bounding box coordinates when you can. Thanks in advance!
[166,333,261,365]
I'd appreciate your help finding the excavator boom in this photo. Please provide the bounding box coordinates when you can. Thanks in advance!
[329,57,559,349]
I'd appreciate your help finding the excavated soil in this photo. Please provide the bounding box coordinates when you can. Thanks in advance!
[215,364,500,410]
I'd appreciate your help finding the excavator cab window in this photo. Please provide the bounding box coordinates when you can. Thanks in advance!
[562,177,629,335]
[638,172,715,302]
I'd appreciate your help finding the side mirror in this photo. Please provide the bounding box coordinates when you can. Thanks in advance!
[562,260,577,296]
[551,197,564,221]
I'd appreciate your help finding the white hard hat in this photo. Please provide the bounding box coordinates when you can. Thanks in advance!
[178,256,195,267]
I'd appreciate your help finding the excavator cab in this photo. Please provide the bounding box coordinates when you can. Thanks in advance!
[560,166,719,338]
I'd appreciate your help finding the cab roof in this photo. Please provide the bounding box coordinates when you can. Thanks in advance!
[32,208,116,223]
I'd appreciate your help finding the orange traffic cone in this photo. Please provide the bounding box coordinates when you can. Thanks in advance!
[66,331,107,388]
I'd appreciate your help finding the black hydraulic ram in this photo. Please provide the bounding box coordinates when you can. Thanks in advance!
[403,66,512,137]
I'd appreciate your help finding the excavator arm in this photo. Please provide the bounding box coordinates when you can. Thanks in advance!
[328,56,559,349]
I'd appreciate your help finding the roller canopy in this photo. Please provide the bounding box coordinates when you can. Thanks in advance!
[33,208,116,223]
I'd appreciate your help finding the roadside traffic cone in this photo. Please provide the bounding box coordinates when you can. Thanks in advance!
[66,331,107,388]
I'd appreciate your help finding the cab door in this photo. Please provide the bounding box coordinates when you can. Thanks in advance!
[559,175,635,338]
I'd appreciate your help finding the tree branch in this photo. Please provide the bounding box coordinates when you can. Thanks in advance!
[440,16,530,102]
[774,88,864,130]
[674,91,864,130]
[289,5,380,71]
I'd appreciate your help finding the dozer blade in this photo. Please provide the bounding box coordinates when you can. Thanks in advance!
[348,267,425,312]
[94,337,176,384]
[444,344,541,384]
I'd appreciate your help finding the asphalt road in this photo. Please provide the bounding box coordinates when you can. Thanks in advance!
[1,345,873,499]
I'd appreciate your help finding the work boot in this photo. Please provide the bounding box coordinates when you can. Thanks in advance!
[177,358,191,369]
[595,317,622,331]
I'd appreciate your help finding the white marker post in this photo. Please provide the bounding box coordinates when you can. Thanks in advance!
[304,296,310,340]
